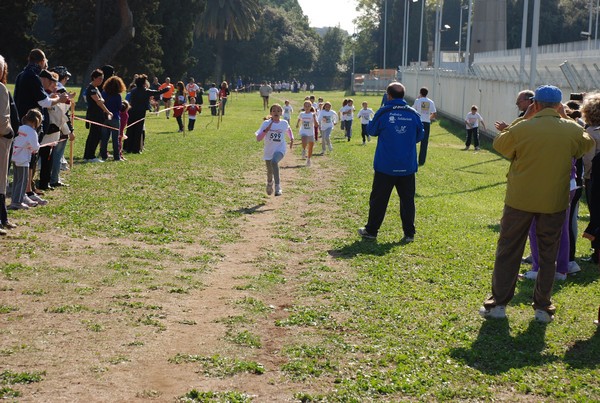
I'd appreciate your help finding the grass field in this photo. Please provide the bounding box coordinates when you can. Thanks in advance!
[1,88,600,401]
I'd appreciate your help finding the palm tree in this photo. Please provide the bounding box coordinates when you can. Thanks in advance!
[195,0,259,82]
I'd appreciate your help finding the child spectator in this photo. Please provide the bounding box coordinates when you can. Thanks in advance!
[357,101,374,145]
[464,105,486,151]
[256,104,294,196]
[173,81,186,132]
[10,109,43,210]
[186,97,200,131]
[118,100,130,161]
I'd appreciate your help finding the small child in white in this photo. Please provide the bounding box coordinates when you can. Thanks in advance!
[256,104,294,196]
[296,100,319,167]
[283,100,293,123]
[317,102,338,154]
[10,109,43,210]
[464,105,486,151]
[357,101,374,145]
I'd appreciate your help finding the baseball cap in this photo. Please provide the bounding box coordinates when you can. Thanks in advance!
[50,66,71,79]
[532,85,562,103]
[39,69,58,82]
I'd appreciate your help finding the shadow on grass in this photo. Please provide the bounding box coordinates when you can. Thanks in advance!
[450,318,557,374]
[229,204,273,215]
[328,239,403,258]
[564,326,600,368]
[417,181,505,199]
[455,157,505,174]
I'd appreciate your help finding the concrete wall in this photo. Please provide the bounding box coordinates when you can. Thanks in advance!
[400,69,573,140]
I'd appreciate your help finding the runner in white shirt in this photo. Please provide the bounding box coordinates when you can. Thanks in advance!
[356,101,374,145]
[256,104,294,196]
[339,99,355,141]
[464,105,486,151]
[283,100,293,123]
[412,87,437,165]
[296,100,319,167]
[317,102,338,154]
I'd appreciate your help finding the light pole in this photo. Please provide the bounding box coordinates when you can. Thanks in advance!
[519,0,529,84]
[418,0,425,67]
[383,0,388,71]
[529,0,540,89]
[457,4,468,65]
[463,0,473,73]
[403,0,418,68]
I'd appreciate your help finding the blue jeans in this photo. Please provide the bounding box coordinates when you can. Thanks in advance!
[100,118,120,160]
[50,137,67,183]
[418,122,430,166]
[344,119,353,140]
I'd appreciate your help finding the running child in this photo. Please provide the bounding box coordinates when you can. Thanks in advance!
[340,98,355,141]
[283,100,293,123]
[318,102,338,154]
[296,100,318,167]
[256,104,294,196]
[357,101,374,145]
[173,81,186,132]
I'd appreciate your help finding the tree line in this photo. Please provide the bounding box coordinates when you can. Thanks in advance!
[0,0,592,90]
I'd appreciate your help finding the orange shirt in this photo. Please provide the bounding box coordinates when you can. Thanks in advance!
[158,82,174,98]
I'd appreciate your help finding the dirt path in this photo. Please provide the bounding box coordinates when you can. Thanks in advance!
[1,147,349,402]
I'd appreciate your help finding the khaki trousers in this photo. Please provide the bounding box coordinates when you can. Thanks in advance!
[484,205,565,313]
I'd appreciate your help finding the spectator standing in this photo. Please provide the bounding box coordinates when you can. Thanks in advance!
[0,54,15,233]
[358,82,424,242]
[219,81,230,116]
[83,69,112,162]
[100,75,126,161]
[479,85,594,323]
[208,83,219,116]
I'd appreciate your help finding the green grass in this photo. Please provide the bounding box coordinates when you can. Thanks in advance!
[2,89,600,401]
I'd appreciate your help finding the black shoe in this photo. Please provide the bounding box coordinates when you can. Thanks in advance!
[51,182,69,188]
[2,221,17,229]
[38,184,54,191]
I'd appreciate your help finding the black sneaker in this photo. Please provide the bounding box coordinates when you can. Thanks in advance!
[358,227,376,239]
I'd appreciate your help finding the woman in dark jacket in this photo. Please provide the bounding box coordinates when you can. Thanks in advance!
[123,74,168,153]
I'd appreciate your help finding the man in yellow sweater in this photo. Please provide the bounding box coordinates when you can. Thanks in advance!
[480,85,595,323]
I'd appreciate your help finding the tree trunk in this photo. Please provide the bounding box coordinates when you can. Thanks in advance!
[79,0,134,105]
[212,31,225,84]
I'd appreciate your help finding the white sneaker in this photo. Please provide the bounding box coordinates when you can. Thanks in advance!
[567,261,581,274]
[534,309,554,323]
[90,157,104,163]
[479,305,506,319]
[8,203,29,210]
[520,270,538,280]
[306,158,311,167]
[555,272,567,281]
[22,195,38,207]
[266,181,273,195]
[29,193,48,206]
[368,135,371,142]
[275,185,282,196]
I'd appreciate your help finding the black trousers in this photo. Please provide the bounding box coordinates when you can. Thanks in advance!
[38,146,52,187]
[365,171,416,237]
[84,123,103,160]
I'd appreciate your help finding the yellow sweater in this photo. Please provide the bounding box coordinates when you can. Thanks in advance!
[494,108,595,213]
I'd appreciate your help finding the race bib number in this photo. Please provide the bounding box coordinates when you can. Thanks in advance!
[269,131,282,142]
[302,121,311,130]
[323,116,331,124]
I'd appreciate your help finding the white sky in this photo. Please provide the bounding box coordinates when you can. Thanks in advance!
[297,0,359,33]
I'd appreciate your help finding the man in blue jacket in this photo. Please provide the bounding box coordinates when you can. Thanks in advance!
[358,82,424,242]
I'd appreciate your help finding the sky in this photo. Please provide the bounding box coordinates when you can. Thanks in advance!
[296,0,360,33]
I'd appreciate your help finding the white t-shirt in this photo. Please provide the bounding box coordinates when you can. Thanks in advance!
[12,125,40,167]
[283,105,293,121]
[208,87,219,101]
[340,105,355,121]
[413,97,436,123]
[256,119,293,160]
[357,108,374,125]
[318,110,338,130]
[465,112,483,129]
[298,111,316,137]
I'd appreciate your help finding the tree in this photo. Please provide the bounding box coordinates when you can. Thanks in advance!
[313,27,346,89]
[195,0,260,82]
[0,0,38,79]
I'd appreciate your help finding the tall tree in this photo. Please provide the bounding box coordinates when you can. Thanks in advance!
[0,0,38,78]
[194,0,260,82]
[313,27,346,89]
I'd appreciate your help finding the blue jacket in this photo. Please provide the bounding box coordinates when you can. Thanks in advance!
[367,98,424,176]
